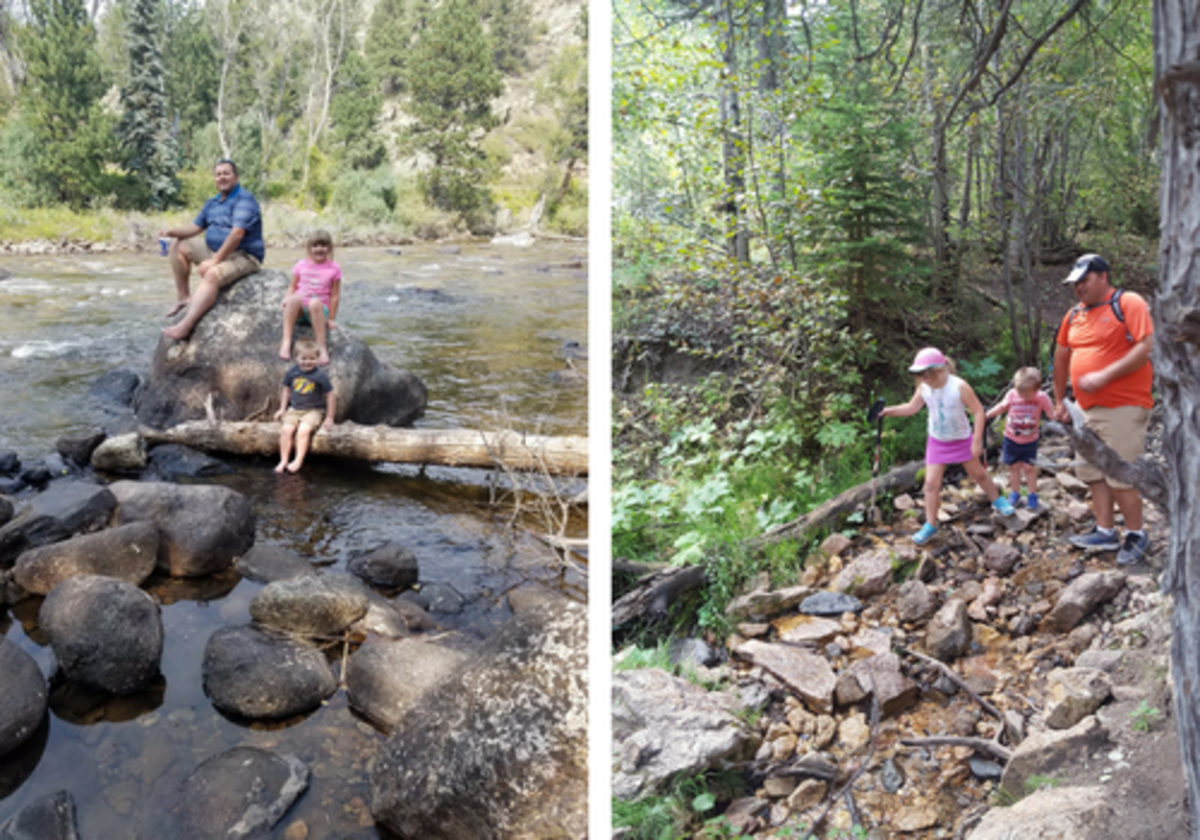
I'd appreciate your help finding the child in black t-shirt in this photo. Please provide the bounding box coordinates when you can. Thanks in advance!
[273,337,336,473]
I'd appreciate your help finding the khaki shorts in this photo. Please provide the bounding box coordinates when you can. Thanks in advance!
[282,408,326,430]
[1076,405,1150,489]
[178,237,260,287]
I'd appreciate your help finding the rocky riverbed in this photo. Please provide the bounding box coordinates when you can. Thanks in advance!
[614,437,1188,839]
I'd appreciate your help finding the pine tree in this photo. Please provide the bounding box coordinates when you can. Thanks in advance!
[486,0,533,75]
[330,50,385,171]
[118,0,179,208]
[18,0,116,207]
[364,0,432,95]
[407,0,501,213]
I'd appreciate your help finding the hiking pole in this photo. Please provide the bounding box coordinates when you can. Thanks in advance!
[867,398,886,524]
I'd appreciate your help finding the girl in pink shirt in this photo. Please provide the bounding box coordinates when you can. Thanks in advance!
[986,367,1057,511]
[280,229,342,365]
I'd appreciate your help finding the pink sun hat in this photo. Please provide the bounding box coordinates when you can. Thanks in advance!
[908,347,948,373]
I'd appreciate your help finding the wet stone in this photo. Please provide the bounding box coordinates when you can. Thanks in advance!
[799,592,863,616]
[879,757,906,793]
[969,756,1003,781]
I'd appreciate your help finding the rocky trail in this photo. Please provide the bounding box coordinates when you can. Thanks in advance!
[614,435,1189,839]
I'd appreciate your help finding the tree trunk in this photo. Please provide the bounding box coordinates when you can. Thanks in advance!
[1154,3,1200,835]
[719,0,749,263]
[140,421,589,476]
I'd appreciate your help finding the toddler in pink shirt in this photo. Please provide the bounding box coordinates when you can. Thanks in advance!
[986,366,1057,511]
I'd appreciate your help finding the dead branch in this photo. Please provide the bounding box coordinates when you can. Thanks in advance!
[898,646,1005,723]
[900,736,1013,763]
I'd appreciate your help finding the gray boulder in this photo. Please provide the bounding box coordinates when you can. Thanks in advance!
[926,599,973,661]
[165,747,308,840]
[0,790,79,840]
[1045,571,1126,633]
[90,432,148,472]
[347,542,419,589]
[39,575,163,694]
[613,667,751,800]
[0,481,117,567]
[346,637,474,729]
[13,521,159,596]
[110,481,254,577]
[234,544,316,583]
[370,600,587,839]
[134,270,426,428]
[0,637,47,758]
[0,495,12,527]
[202,625,337,719]
[249,572,369,636]
[55,430,106,467]
[969,785,1112,839]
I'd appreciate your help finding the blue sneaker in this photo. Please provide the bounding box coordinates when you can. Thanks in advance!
[992,496,1016,517]
[1117,531,1149,566]
[1026,492,1039,512]
[913,522,938,545]
[1008,491,1021,508]
[1069,527,1121,551]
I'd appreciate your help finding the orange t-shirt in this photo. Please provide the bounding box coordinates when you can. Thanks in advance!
[1057,291,1154,410]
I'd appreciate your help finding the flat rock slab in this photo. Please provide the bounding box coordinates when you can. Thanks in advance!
[14,521,158,596]
[612,667,750,800]
[726,584,815,620]
[347,542,419,589]
[1044,571,1126,633]
[831,548,894,598]
[249,572,369,636]
[970,785,1112,840]
[734,640,836,713]
[799,591,863,616]
[1000,716,1110,799]
[0,636,47,758]
[773,614,841,646]
[346,637,474,730]
[166,747,309,840]
[202,625,337,720]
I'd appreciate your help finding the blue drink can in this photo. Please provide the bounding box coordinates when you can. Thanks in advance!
[159,237,170,256]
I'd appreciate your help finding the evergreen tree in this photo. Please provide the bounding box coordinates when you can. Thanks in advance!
[161,0,219,166]
[485,0,533,75]
[330,49,385,171]
[118,0,180,208]
[16,0,116,207]
[364,0,431,95]
[407,0,501,213]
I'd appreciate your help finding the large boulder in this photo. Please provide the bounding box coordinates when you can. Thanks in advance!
[613,667,752,800]
[0,636,47,758]
[13,521,159,596]
[133,270,427,428]
[0,481,117,567]
[109,481,254,577]
[201,625,337,720]
[39,575,163,694]
[164,747,308,840]
[370,600,587,839]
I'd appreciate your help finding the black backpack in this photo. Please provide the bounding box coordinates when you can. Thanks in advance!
[1055,289,1134,349]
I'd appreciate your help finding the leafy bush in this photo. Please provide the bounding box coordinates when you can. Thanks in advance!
[330,166,398,225]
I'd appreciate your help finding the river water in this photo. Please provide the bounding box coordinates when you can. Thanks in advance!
[0,241,588,837]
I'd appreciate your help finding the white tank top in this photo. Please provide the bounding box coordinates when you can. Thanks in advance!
[920,375,973,442]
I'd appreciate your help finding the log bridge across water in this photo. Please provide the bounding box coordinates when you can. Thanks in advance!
[141,421,589,477]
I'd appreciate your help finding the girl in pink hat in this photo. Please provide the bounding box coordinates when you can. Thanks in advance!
[879,347,1016,545]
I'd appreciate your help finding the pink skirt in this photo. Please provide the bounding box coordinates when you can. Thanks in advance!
[926,435,973,465]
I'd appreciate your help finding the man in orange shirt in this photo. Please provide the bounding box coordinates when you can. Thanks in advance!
[1052,254,1155,565]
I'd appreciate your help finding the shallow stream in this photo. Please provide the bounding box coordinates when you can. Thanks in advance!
[0,240,588,837]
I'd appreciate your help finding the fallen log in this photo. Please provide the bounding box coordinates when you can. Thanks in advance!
[612,565,707,628]
[748,460,925,549]
[140,421,588,476]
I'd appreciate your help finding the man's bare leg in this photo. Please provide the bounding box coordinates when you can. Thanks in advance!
[166,243,193,317]
[163,272,219,340]
[1089,480,1116,530]
[1112,486,1144,531]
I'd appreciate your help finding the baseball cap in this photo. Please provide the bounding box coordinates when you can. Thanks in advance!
[1063,253,1109,284]
[908,347,948,373]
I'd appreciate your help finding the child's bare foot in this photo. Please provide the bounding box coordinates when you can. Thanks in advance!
[162,323,191,341]
[165,299,189,318]
[286,461,303,473]
[279,342,292,361]
[274,461,288,474]
[317,349,330,366]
